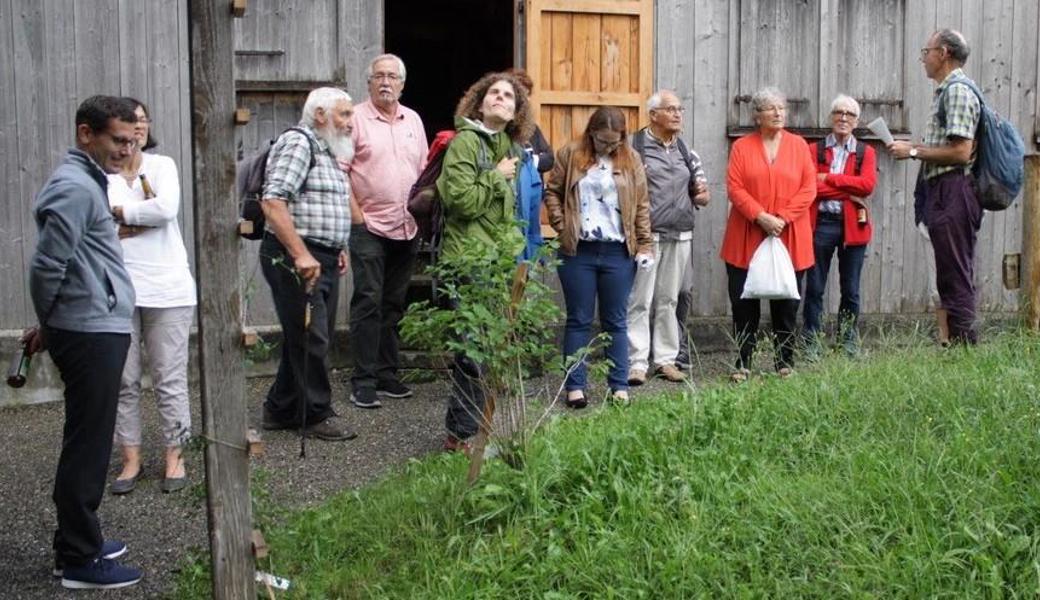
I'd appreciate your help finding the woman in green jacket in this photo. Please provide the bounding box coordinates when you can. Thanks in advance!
[436,71,533,451]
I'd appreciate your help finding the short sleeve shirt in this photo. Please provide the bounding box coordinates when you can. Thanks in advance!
[923,68,980,180]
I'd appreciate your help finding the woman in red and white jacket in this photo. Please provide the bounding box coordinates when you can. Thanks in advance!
[802,94,877,356]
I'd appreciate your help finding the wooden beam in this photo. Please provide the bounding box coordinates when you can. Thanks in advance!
[537,90,642,107]
[187,1,255,598]
[539,0,643,16]
[1024,155,1040,330]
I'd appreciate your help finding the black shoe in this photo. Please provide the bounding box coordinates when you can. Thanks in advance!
[376,380,413,399]
[261,406,297,430]
[351,388,382,409]
[109,472,140,495]
[304,416,358,441]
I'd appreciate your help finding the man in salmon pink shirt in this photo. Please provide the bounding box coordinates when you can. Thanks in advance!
[344,54,429,409]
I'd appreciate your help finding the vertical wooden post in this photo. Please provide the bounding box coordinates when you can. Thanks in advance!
[187,1,255,598]
[1024,155,1040,331]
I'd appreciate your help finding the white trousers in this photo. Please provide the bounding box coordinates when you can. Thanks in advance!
[626,237,693,371]
[114,306,194,447]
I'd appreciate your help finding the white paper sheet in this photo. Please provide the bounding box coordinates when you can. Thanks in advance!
[866,117,895,146]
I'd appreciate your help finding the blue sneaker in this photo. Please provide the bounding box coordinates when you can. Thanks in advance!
[61,557,141,590]
[53,539,127,576]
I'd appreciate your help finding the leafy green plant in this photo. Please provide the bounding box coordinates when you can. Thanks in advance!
[401,225,564,473]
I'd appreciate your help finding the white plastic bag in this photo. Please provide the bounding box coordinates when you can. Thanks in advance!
[741,236,801,300]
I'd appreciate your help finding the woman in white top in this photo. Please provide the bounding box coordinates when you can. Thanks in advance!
[107,98,197,494]
[543,107,653,408]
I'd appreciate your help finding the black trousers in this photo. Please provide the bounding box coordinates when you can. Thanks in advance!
[46,327,130,566]
[261,235,340,425]
[726,264,806,371]
[348,225,418,391]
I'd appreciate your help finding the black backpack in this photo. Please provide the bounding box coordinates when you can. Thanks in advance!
[236,127,318,240]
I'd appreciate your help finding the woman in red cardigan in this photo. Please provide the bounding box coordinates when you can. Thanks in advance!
[802,94,878,357]
[720,87,816,381]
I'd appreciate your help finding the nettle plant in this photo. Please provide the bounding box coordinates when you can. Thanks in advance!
[401,224,568,478]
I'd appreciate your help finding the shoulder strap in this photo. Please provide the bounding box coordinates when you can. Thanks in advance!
[285,126,319,169]
[816,139,826,165]
[854,146,865,175]
[937,77,985,129]
[632,129,647,162]
[675,137,697,181]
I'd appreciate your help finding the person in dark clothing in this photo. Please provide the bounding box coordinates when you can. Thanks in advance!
[27,95,143,589]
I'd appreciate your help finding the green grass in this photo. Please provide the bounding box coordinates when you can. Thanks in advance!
[176,331,1040,599]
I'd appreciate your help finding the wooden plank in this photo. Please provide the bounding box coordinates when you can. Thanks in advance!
[538,90,641,106]
[896,0,938,313]
[600,15,631,94]
[540,0,643,16]
[337,0,382,95]
[636,0,652,125]
[0,0,28,328]
[117,0,148,94]
[1024,156,1040,328]
[177,0,197,277]
[690,0,732,317]
[571,13,600,93]
[550,12,573,92]
[186,0,255,597]
[73,0,121,96]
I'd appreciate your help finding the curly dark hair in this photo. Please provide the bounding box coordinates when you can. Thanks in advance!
[454,71,533,144]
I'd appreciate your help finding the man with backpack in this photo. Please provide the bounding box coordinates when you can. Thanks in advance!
[259,87,357,440]
[342,54,428,410]
[627,90,709,385]
[888,29,984,344]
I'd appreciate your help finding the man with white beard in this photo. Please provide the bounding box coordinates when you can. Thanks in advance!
[342,54,428,409]
[259,87,357,441]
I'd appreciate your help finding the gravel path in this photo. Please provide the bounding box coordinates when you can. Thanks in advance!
[0,357,731,599]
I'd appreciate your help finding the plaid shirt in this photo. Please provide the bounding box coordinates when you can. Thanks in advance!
[262,124,351,249]
[923,68,980,180]
[819,134,857,214]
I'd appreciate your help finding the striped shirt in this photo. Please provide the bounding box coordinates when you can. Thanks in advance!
[923,68,980,180]
[262,124,351,249]
[819,134,856,214]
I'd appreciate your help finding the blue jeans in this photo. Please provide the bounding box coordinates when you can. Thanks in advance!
[802,214,866,339]
[557,241,636,392]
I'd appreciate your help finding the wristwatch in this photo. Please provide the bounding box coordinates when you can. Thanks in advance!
[909,147,919,159]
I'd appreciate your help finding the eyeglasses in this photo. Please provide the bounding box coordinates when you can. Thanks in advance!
[831,109,858,119]
[105,132,137,149]
[653,106,686,115]
[920,46,943,57]
[369,72,401,82]
[592,136,623,149]
[136,117,151,124]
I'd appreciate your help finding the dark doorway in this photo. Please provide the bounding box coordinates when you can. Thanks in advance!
[385,0,514,140]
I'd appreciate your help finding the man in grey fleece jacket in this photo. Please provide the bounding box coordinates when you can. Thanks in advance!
[24,95,143,590]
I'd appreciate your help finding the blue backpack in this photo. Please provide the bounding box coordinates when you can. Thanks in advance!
[938,77,1026,211]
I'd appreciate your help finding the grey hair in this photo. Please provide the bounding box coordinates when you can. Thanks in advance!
[934,29,970,64]
[301,87,352,127]
[751,87,786,112]
[829,94,860,116]
[366,53,407,82]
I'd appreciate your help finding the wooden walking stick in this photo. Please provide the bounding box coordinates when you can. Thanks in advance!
[466,262,529,484]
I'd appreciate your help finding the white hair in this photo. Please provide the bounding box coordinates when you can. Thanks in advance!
[647,90,679,112]
[751,87,786,113]
[301,87,352,127]
[829,94,860,116]
[366,54,407,82]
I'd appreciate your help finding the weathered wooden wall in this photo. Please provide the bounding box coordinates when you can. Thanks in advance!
[657,0,1038,317]
[2,0,1037,333]
[0,0,193,331]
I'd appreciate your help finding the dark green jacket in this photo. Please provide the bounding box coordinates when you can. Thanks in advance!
[436,117,524,259]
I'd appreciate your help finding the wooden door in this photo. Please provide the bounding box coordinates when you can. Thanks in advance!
[526,0,655,151]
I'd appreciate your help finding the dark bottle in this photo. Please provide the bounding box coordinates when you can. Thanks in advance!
[6,344,31,388]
